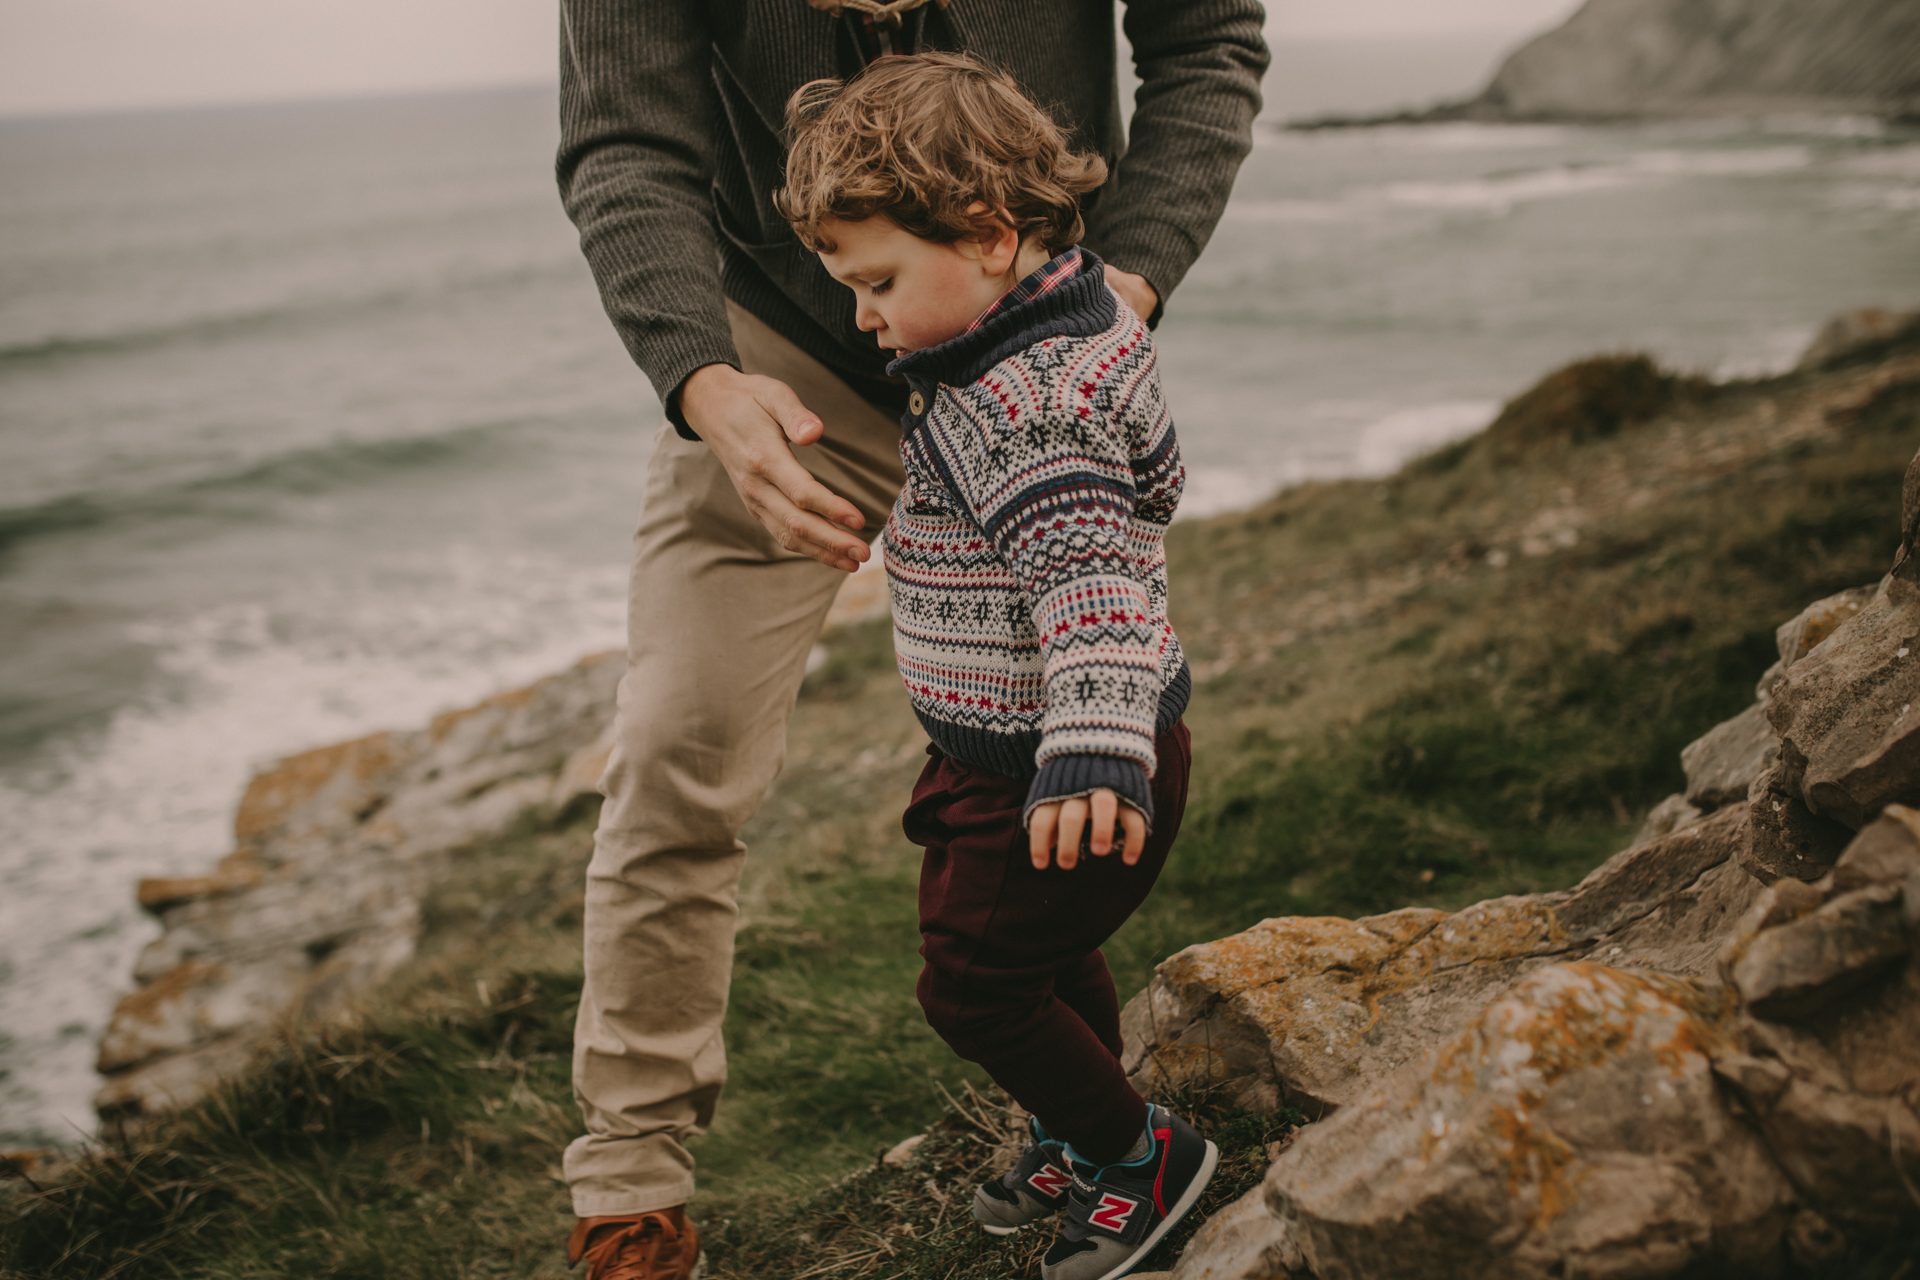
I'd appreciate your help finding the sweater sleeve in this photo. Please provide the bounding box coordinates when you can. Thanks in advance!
[556,0,739,438]
[923,397,1166,828]
[1082,0,1269,308]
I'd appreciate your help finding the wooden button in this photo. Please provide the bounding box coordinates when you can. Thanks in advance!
[909,391,926,415]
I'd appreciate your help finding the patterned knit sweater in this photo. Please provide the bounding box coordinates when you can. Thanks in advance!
[884,249,1190,825]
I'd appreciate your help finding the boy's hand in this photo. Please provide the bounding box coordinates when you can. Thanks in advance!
[681,363,869,573]
[1029,788,1146,870]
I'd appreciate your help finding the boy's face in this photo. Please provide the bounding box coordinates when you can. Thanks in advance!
[815,215,1018,356]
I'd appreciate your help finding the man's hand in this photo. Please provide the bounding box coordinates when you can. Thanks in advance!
[680,362,869,572]
[1105,267,1159,322]
[1028,788,1147,870]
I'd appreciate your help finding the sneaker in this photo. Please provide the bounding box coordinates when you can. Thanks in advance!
[566,1209,701,1280]
[1040,1105,1219,1280]
[973,1114,1074,1235]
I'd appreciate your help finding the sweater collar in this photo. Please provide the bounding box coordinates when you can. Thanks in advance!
[887,247,1117,391]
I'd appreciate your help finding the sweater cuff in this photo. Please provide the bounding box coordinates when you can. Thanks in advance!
[663,360,742,442]
[1023,754,1154,833]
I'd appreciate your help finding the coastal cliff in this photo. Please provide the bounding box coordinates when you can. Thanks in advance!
[88,577,890,1126]
[6,311,1919,1277]
[92,653,623,1121]
[1470,0,1920,121]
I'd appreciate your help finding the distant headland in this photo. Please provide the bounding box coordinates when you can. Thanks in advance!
[1293,0,1920,128]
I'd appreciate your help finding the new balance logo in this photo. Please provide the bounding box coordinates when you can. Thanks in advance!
[1028,1162,1070,1198]
[1088,1192,1138,1233]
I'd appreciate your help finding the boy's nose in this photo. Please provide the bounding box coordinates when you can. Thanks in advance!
[854,301,882,333]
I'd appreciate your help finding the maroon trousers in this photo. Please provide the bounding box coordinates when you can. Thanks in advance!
[904,724,1192,1165]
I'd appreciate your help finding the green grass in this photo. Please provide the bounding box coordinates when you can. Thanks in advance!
[0,961,584,1278]
[5,343,1918,1278]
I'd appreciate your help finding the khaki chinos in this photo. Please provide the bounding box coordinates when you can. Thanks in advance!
[562,302,905,1216]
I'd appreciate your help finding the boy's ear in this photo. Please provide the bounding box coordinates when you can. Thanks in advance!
[984,221,1023,275]
[959,202,1022,276]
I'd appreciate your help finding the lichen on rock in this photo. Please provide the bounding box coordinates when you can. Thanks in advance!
[1266,963,1791,1280]
[1124,806,1758,1121]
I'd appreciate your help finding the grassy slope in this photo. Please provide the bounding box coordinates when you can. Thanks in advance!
[4,339,1917,1279]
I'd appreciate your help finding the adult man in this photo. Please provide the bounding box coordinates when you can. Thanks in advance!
[555,3,1266,1275]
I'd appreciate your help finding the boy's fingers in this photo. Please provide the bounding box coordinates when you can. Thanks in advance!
[1120,807,1148,865]
[1088,790,1117,856]
[1056,798,1087,870]
[1029,808,1057,870]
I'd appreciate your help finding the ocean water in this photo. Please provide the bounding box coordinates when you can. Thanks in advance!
[2,69,1918,1146]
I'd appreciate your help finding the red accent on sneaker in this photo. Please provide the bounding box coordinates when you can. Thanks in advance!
[1028,1161,1071,1198]
[1150,1126,1173,1217]
[1088,1192,1137,1232]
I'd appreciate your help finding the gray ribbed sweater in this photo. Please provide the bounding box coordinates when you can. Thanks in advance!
[556,0,1268,434]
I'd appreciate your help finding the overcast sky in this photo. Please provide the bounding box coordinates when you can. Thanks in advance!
[0,0,1584,119]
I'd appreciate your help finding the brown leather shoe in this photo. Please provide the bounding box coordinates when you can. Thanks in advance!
[566,1209,701,1280]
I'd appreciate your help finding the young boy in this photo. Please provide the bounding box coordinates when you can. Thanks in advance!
[777,53,1214,1280]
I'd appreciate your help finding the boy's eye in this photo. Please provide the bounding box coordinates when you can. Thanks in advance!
[870,278,892,296]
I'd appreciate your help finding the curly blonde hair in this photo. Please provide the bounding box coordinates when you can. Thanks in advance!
[776,52,1108,255]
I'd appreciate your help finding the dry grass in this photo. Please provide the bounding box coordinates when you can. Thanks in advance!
[699,1080,1302,1280]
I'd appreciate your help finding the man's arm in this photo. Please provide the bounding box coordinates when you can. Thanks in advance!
[557,0,733,429]
[1086,0,1269,317]
[557,0,868,569]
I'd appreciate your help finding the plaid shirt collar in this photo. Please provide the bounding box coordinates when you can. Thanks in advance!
[965,245,1085,334]
[888,245,1112,393]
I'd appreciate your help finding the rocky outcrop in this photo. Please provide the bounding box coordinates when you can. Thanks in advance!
[93,562,891,1124]
[1769,581,1920,834]
[1152,451,1920,1276]
[1681,703,1777,810]
[1211,815,1920,1280]
[1469,0,1920,121]
[1266,965,1794,1279]
[93,652,623,1123]
[1121,807,1760,1118]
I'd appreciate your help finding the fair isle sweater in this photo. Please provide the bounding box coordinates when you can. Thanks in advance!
[884,249,1190,826]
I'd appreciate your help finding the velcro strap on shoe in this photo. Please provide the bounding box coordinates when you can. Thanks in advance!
[1081,1189,1152,1245]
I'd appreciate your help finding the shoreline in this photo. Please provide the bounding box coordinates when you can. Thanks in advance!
[1283,99,1920,132]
